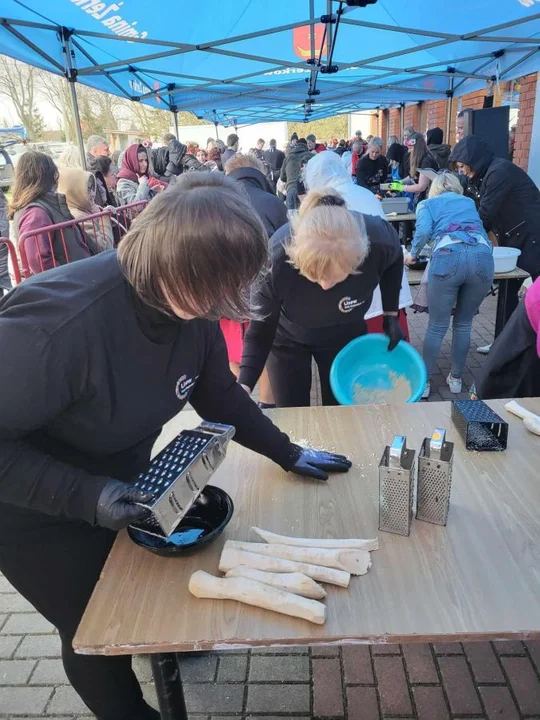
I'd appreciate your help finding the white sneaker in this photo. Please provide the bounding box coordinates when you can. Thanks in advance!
[477,343,492,354]
[422,381,431,399]
[446,373,462,394]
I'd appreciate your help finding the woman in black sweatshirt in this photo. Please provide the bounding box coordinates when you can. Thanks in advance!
[239,188,404,407]
[0,173,350,720]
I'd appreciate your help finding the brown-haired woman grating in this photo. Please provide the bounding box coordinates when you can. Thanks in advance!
[0,173,350,720]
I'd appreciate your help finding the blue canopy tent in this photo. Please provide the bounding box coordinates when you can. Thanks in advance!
[1,0,539,163]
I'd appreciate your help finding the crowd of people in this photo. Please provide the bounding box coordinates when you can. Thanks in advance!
[0,102,539,720]
[1,112,539,404]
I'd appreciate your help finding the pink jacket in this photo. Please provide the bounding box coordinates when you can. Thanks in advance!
[525,277,540,358]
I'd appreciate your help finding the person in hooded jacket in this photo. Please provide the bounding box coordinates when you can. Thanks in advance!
[116,144,164,206]
[426,127,451,170]
[225,153,287,236]
[280,138,313,210]
[450,135,540,321]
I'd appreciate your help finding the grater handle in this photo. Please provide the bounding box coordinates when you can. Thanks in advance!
[429,428,446,459]
[388,435,407,469]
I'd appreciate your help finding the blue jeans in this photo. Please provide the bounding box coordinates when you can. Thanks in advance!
[424,243,494,378]
[286,187,299,210]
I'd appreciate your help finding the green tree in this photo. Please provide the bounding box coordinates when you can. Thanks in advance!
[288,115,349,143]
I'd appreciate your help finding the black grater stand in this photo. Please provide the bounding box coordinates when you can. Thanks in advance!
[451,400,508,451]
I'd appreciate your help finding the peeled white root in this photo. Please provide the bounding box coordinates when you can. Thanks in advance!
[219,547,350,588]
[225,540,371,576]
[225,567,326,600]
[189,570,326,625]
[251,526,379,552]
[505,400,540,436]
[524,416,540,436]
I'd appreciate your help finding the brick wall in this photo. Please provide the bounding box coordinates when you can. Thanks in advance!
[514,73,537,171]
[425,100,447,133]
[389,108,401,138]
[404,104,420,131]
[380,109,389,147]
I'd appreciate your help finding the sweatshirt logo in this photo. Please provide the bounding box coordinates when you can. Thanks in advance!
[175,374,197,401]
[338,296,364,313]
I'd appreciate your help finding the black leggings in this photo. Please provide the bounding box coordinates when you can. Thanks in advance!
[266,342,344,407]
[0,516,155,720]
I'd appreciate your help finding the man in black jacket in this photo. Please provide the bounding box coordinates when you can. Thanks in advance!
[280,138,312,210]
[225,153,287,236]
[450,134,540,321]
[263,139,285,191]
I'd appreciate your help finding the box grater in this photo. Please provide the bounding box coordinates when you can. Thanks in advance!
[416,428,454,526]
[130,421,235,537]
[378,435,416,536]
[451,400,508,451]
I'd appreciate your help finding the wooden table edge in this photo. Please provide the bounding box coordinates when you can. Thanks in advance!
[73,629,540,656]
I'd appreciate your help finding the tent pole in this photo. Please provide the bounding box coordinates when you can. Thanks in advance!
[173,111,179,137]
[61,30,86,170]
[445,76,454,143]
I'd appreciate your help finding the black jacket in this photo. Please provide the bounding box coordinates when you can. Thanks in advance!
[227,167,288,237]
[165,140,204,178]
[264,147,285,176]
[152,146,170,182]
[280,143,313,192]
[427,144,451,170]
[450,135,540,276]
[356,154,389,193]
[0,251,296,534]
[239,213,403,390]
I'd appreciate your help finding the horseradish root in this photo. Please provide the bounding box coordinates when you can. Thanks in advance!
[224,567,326,599]
[225,540,371,576]
[219,547,350,587]
[189,570,326,625]
[251,526,379,552]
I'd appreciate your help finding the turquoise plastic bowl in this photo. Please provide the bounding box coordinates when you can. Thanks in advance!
[330,334,427,405]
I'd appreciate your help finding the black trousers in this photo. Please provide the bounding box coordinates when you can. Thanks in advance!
[267,341,344,407]
[0,515,155,720]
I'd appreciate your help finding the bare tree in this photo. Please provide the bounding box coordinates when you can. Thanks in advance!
[128,102,172,139]
[0,57,44,139]
[38,72,75,141]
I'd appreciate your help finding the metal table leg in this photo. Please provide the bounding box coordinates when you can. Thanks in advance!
[151,653,188,720]
[494,279,508,338]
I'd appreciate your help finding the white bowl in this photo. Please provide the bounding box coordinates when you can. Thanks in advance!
[493,246,521,274]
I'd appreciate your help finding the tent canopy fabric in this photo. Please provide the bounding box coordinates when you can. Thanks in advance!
[1,0,539,125]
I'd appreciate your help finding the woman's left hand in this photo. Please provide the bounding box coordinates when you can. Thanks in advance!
[291,445,352,481]
[383,314,405,351]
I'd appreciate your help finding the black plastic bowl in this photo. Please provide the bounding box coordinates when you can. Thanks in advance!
[127,485,234,557]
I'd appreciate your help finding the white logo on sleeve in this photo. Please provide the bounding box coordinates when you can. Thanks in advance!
[175,374,198,401]
[338,296,365,313]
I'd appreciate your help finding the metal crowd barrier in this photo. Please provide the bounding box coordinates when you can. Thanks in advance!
[6,200,148,284]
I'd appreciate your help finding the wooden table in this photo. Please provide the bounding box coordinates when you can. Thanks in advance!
[74,400,540,718]
[406,266,530,337]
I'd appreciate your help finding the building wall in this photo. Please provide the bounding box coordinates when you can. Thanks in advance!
[513,73,537,172]
[389,108,401,138]
[401,73,538,175]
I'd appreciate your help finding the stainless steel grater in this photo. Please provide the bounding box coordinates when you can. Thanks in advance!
[378,435,416,536]
[416,428,454,526]
[130,421,235,537]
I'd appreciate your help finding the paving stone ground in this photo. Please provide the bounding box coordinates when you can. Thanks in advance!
[3,290,535,720]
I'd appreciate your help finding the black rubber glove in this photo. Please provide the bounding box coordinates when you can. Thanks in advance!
[95,480,154,531]
[290,445,352,481]
[383,314,405,352]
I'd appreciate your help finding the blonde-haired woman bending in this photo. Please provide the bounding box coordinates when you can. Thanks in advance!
[239,188,404,407]
[405,172,494,399]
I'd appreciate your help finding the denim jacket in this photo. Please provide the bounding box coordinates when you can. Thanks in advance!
[411,192,490,258]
